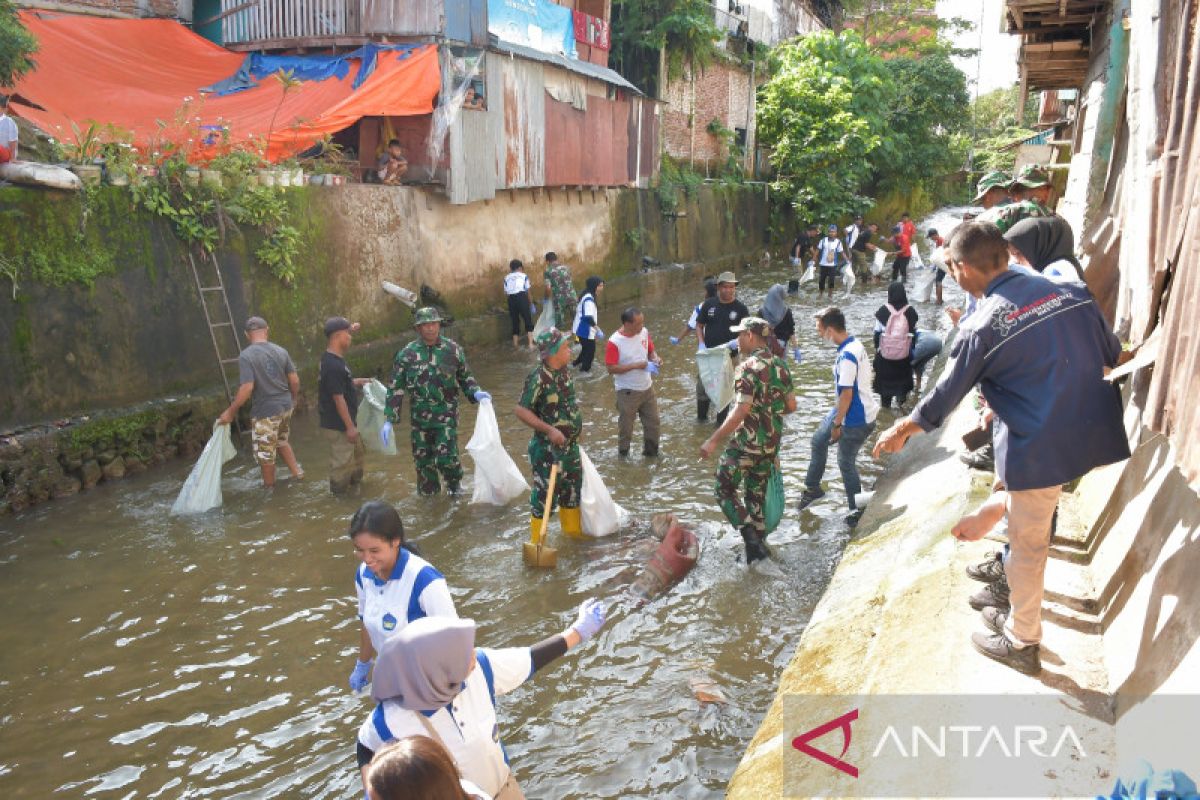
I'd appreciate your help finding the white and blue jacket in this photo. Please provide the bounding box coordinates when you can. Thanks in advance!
[356,549,457,655]
[573,292,599,339]
[834,336,880,427]
[913,270,1129,490]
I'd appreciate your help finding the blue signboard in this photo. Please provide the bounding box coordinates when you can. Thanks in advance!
[487,0,578,59]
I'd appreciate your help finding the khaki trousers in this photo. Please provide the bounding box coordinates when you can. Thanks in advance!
[321,428,365,493]
[1002,485,1063,646]
[615,387,660,453]
[495,773,526,800]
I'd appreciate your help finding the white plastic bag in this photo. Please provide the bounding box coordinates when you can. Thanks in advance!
[359,379,397,455]
[871,248,886,276]
[465,399,528,505]
[579,448,628,537]
[533,297,555,337]
[909,242,926,271]
[914,266,937,302]
[800,260,816,283]
[171,422,237,515]
[841,263,856,296]
[696,348,736,413]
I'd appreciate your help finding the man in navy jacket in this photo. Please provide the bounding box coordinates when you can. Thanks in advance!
[874,221,1129,674]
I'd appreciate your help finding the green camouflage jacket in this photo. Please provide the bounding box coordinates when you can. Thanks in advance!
[519,363,582,445]
[979,199,1053,234]
[386,336,480,426]
[730,347,794,456]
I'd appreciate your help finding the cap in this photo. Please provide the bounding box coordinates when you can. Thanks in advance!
[730,316,771,336]
[244,316,268,332]
[1011,163,1050,189]
[324,316,353,336]
[892,224,902,233]
[827,223,838,231]
[716,271,739,285]
[535,328,570,358]
[973,170,1011,201]
[413,307,443,326]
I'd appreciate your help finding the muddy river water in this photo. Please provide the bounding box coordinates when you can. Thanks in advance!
[0,210,965,799]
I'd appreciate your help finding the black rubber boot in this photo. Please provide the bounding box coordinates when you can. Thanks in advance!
[740,526,772,563]
[697,396,711,422]
[642,440,659,457]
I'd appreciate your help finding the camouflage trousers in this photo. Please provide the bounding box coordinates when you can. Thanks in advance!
[411,424,463,495]
[528,436,582,517]
[715,446,773,534]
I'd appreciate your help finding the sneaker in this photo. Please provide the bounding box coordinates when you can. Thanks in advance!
[797,486,826,510]
[980,605,1007,636]
[970,631,1041,675]
[968,577,1010,611]
[966,551,1006,583]
[845,508,864,528]
[960,444,995,471]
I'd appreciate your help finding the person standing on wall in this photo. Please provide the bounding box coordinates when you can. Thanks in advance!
[216,316,303,488]
[319,316,369,494]
[571,276,605,374]
[873,221,1129,675]
[699,317,797,564]
[504,259,535,349]
[385,307,489,496]
[605,306,662,457]
[816,224,848,299]
[346,500,458,696]
[515,329,585,539]
[0,94,18,163]
[543,252,576,332]
[695,271,750,424]
[798,307,880,528]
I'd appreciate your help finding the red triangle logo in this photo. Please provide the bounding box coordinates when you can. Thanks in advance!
[791,708,859,778]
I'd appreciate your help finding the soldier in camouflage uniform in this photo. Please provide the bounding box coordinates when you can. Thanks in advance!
[700,317,797,564]
[515,328,585,539]
[979,165,1055,233]
[972,170,1011,212]
[543,251,577,332]
[385,307,490,495]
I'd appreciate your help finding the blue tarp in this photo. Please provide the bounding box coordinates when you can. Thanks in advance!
[488,0,577,59]
[202,43,421,96]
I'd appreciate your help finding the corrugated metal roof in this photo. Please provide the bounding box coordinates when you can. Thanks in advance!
[489,37,644,95]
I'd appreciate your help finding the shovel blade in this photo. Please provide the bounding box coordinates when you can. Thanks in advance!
[522,542,558,568]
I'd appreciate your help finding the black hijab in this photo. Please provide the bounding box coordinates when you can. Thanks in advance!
[581,275,604,300]
[876,282,911,326]
[1004,216,1081,271]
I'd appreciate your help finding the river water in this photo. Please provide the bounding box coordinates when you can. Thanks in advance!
[0,210,966,799]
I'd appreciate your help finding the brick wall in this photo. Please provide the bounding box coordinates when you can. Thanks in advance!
[16,0,183,19]
[661,59,754,170]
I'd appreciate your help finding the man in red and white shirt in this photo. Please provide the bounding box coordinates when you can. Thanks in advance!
[605,306,662,457]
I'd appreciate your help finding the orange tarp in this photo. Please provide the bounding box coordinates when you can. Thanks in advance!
[9,11,441,161]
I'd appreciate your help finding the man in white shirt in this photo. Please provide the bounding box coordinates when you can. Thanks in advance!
[604,306,662,457]
[0,95,18,163]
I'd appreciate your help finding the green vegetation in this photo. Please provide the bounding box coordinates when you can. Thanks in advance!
[961,86,1041,172]
[610,0,722,95]
[61,409,165,457]
[0,0,36,87]
[655,157,705,213]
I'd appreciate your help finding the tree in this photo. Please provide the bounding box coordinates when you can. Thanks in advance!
[966,86,1040,172]
[872,50,970,192]
[0,0,37,87]
[610,0,722,96]
[757,31,892,223]
[839,0,974,58]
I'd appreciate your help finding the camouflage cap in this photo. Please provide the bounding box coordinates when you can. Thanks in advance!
[973,170,1011,202]
[412,307,443,326]
[536,328,570,358]
[731,316,771,336]
[1011,163,1051,189]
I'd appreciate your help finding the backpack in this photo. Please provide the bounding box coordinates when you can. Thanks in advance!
[879,303,912,360]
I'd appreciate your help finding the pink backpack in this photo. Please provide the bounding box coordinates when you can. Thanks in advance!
[879,303,912,360]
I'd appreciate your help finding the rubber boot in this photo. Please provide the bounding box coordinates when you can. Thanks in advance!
[697,396,711,422]
[530,515,545,542]
[559,506,584,539]
[740,525,772,563]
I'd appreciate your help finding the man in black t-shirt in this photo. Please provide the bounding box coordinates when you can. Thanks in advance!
[695,271,750,423]
[849,218,874,282]
[319,316,369,494]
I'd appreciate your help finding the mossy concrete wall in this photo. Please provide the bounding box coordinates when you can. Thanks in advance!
[0,182,768,430]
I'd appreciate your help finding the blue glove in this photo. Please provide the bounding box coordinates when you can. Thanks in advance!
[349,658,372,691]
[571,597,607,643]
[792,347,803,364]
[669,336,680,345]
[697,342,707,353]
[594,328,605,340]
[380,421,392,448]
[531,302,537,314]
[725,339,740,352]
[646,362,660,375]
[474,390,491,403]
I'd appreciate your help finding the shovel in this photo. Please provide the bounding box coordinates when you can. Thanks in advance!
[523,462,559,568]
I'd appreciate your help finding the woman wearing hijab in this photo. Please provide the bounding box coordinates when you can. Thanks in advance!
[356,602,607,799]
[872,282,919,408]
[757,283,795,357]
[571,276,605,373]
[1003,216,1083,283]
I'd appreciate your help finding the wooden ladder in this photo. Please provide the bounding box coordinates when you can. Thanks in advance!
[187,251,245,438]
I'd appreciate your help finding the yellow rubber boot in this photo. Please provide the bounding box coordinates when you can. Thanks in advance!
[559,506,584,539]
[530,515,544,543]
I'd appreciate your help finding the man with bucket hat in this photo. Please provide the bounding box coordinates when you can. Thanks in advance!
[515,328,585,539]
[980,165,1055,233]
[972,170,1011,210]
[700,316,797,565]
[695,270,750,424]
[385,307,490,496]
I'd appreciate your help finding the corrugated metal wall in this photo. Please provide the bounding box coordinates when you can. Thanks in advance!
[544,93,631,186]
[497,56,546,188]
